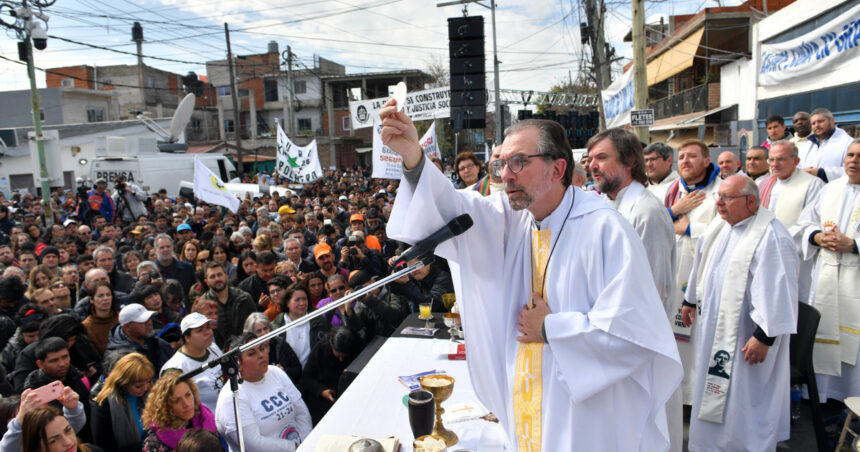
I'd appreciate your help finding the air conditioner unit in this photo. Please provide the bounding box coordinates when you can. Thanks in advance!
[61,78,75,88]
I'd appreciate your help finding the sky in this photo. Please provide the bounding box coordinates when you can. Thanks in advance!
[0,0,743,96]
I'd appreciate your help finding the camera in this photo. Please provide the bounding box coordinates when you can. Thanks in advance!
[30,23,47,51]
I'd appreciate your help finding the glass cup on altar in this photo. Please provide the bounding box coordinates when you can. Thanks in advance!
[419,302,432,320]
[441,293,456,311]
[408,389,436,439]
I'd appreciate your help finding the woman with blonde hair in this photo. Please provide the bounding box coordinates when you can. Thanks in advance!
[141,371,219,452]
[91,352,155,452]
[26,264,54,299]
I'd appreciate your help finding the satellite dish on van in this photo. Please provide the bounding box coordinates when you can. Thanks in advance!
[136,93,196,152]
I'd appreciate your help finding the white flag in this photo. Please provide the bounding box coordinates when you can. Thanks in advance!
[194,157,240,212]
[276,121,323,183]
[420,122,440,160]
[371,119,403,180]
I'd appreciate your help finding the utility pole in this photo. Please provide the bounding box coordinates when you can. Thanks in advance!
[225,23,244,180]
[25,35,53,226]
[286,45,296,138]
[631,0,649,143]
[14,2,53,225]
[583,0,612,130]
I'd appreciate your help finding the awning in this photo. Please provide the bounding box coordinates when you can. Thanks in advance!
[680,104,737,124]
[647,28,705,85]
[355,147,373,154]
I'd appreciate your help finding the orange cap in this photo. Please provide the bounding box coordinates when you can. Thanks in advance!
[314,243,333,260]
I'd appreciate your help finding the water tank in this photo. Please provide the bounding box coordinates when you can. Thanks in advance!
[268,40,278,54]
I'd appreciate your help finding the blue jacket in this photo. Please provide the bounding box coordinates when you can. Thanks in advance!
[82,188,115,222]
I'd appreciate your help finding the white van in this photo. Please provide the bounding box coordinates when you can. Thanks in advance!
[89,136,236,197]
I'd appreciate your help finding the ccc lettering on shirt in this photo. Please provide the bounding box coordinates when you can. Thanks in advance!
[260,391,295,416]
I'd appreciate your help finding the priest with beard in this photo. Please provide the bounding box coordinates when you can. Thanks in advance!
[587,128,682,451]
[380,100,682,451]
[663,139,722,404]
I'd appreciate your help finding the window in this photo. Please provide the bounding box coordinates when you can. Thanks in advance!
[191,118,201,130]
[39,110,45,121]
[342,116,350,131]
[86,108,105,123]
[264,79,279,102]
[217,86,231,97]
[238,89,249,98]
[61,78,75,88]
[147,77,156,88]
[224,119,235,133]
[297,118,312,132]
[294,80,307,94]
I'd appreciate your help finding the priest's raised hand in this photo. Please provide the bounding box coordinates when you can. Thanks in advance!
[379,99,422,170]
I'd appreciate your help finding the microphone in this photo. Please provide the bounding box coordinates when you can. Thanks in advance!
[392,214,473,267]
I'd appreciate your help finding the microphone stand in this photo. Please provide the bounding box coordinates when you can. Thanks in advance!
[179,256,435,452]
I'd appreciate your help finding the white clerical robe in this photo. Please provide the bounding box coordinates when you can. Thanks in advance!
[388,157,683,451]
[668,173,722,404]
[687,215,798,452]
[798,178,860,401]
[758,169,824,303]
[612,181,681,452]
[647,170,680,203]
[800,127,853,181]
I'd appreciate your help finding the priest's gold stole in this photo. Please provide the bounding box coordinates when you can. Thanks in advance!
[513,227,551,451]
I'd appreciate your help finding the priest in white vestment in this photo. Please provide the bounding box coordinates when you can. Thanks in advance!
[743,146,770,184]
[587,129,681,451]
[802,108,853,182]
[797,140,860,402]
[665,140,722,404]
[379,101,683,452]
[757,140,825,304]
[644,142,680,202]
[683,175,798,452]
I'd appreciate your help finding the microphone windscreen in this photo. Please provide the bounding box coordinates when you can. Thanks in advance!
[449,214,474,236]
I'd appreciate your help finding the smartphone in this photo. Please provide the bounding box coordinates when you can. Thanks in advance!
[31,381,63,403]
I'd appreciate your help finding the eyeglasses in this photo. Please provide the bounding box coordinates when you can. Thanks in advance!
[766,157,791,164]
[713,193,750,203]
[269,287,283,295]
[330,285,346,292]
[458,163,476,172]
[51,282,66,289]
[198,258,210,263]
[489,154,545,178]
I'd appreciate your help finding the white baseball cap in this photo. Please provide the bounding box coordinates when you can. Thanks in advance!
[180,312,215,334]
[119,304,157,326]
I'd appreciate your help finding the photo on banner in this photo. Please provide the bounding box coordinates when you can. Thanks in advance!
[276,121,323,183]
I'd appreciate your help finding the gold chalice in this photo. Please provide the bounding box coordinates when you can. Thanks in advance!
[419,374,458,446]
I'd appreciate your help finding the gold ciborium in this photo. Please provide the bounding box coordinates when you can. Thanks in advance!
[419,374,458,446]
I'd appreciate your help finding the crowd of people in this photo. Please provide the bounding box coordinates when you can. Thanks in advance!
[0,102,855,451]
[0,165,458,451]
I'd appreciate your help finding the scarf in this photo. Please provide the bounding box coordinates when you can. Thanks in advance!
[695,209,774,423]
[107,393,143,449]
[152,404,217,449]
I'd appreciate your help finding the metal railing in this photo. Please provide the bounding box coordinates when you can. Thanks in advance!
[650,83,709,120]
